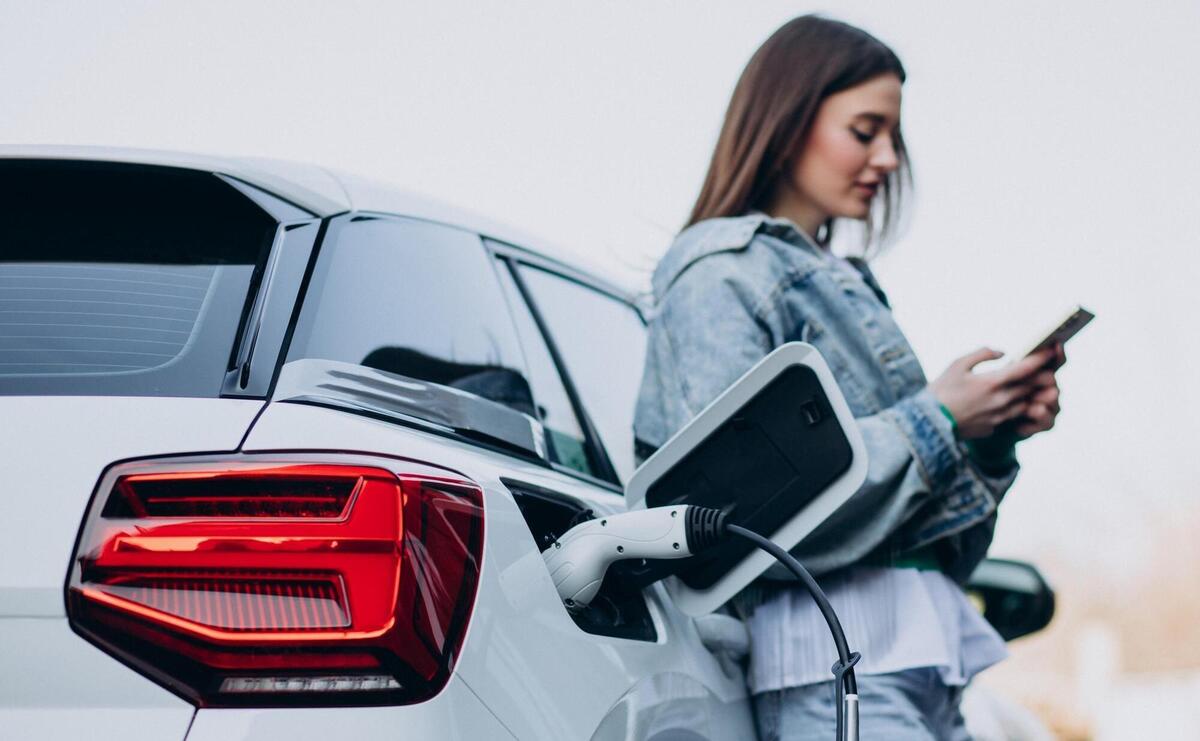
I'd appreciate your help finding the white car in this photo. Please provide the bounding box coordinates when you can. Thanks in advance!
[0,146,1053,741]
[0,146,758,741]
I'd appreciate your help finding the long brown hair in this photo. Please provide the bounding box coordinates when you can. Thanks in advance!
[687,15,910,250]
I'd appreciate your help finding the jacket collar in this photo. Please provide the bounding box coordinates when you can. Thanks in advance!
[652,213,824,298]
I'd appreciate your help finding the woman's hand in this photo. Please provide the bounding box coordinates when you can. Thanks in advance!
[1011,344,1065,438]
[930,346,1056,439]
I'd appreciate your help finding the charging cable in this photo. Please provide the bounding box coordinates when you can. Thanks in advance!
[723,523,860,741]
[543,505,861,741]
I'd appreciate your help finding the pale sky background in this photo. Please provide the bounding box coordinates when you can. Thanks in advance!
[3,0,1197,584]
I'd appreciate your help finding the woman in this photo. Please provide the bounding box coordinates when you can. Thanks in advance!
[633,15,1063,741]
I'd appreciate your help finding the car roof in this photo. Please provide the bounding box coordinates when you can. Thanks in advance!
[0,144,635,301]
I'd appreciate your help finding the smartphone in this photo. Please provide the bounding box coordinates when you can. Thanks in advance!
[1024,306,1094,358]
[993,306,1094,435]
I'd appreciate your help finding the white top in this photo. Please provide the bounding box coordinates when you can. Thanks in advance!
[746,566,1009,693]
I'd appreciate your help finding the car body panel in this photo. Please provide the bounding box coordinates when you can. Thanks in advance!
[0,617,196,740]
[241,399,756,740]
[185,676,515,741]
[0,396,263,612]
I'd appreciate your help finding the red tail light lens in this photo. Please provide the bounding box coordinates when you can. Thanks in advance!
[102,467,357,518]
[66,459,484,707]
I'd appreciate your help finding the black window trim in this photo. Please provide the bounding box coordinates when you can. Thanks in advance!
[485,239,647,324]
[218,174,319,222]
[486,238,647,491]
[345,208,639,314]
[498,254,621,486]
[265,214,339,399]
[219,216,326,399]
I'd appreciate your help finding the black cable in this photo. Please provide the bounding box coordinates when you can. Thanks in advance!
[724,523,860,741]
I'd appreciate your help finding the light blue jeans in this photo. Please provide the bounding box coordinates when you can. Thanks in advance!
[753,668,972,741]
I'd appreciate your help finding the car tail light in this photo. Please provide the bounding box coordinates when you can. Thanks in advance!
[66,458,484,707]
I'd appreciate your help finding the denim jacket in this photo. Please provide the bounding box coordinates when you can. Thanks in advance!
[633,214,1018,587]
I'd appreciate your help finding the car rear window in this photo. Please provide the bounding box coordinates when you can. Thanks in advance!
[0,159,276,396]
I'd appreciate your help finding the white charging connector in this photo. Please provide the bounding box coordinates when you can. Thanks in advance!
[541,506,695,610]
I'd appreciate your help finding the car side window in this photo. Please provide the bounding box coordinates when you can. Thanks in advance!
[516,265,647,483]
[492,258,599,479]
[286,215,535,417]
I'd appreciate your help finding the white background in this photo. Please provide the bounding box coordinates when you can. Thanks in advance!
[4,0,1198,731]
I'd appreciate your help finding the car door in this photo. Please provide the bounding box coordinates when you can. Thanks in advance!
[489,242,757,740]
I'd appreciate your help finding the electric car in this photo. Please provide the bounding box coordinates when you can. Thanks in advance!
[0,147,1053,740]
[0,146,761,740]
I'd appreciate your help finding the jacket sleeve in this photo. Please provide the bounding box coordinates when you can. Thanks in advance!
[757,332,1020,585]
[772,387,1019,583]
[934,436,1020,582]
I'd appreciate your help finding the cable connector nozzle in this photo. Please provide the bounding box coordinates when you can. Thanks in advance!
[684,506,729,552]
[542,505,696,610]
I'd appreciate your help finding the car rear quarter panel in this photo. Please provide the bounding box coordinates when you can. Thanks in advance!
[0,617,195,741]
[0,396,264,740]
[0,396,262,606]
[185,677,515,741]
[241,400,755,740]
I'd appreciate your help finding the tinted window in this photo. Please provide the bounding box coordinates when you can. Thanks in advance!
[518,266,646,482]
[287,216,535,416]
[0,160,275,397]
[493,259,596,477]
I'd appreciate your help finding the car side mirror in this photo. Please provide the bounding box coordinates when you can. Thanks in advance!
[965,558,1056,641]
